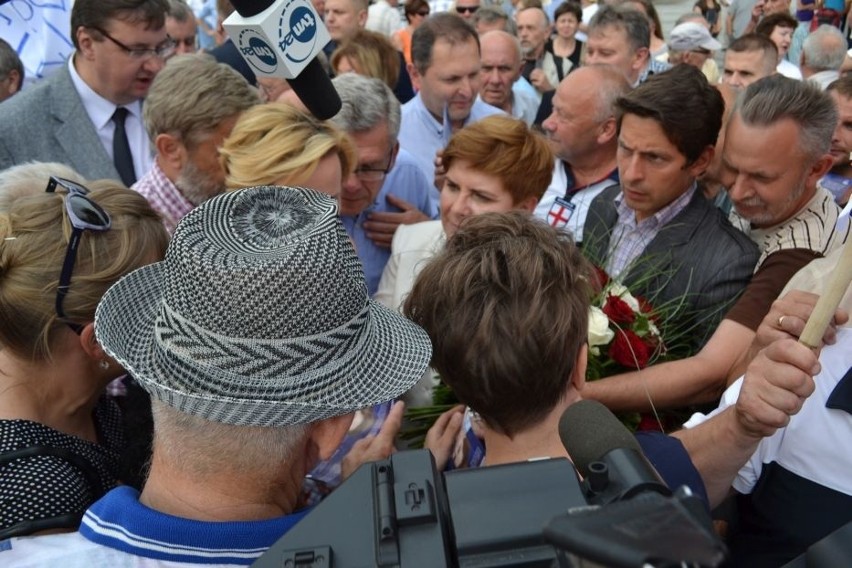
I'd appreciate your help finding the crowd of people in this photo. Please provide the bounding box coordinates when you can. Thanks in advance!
[0,0,851,566]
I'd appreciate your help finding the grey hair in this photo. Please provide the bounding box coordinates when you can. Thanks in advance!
[0,161,86,212]
[588,5,651,52]
[330,73,401,145]
[151,401,310,476]
[736,74,837,161]
[587,64,632,123]
[475,5,513,32]
[143,53,259,147]
[167,0,193,21]
[802,25,847,72]
[0,38,23,87]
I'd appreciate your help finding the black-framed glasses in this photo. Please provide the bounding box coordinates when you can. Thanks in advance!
[46,177,112,334]
[456,5,479,13]
[415,10,430,16]
[90,26,176,60]
[353,149,394,182]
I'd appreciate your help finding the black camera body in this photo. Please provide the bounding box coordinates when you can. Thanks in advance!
[252,449,725,568]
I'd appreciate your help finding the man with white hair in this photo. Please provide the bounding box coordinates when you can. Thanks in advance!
[0,186,432,565]
[478,30,540,125]
[800,24,847,90]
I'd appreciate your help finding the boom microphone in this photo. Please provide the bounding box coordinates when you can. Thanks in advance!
[559,399,669,503]
[224,0,342,119]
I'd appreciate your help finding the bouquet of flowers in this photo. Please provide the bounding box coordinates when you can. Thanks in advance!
[586,267,665,379]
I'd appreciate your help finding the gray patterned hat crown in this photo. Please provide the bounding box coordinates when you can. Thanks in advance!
[95,187,432,427]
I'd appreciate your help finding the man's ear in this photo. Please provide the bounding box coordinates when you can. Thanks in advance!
[632,46,650,74]
[687,145,715,179]
[155,133,188,176]
[357,8,368,28]
[408,62,422,92]
[806,153,835,188]
[597,116,617,145]
[5,70,21,96]
[388,141,400,170]
[310,413,355,461]
[76,27,97,60]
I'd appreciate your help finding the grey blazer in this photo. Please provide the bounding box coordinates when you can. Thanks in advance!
[0,64,120,181]
[584,185,760,348]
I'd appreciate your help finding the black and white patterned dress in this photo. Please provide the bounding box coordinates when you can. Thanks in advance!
[0,397,124,538]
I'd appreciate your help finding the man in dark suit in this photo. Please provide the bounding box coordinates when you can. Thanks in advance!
[0,0,171,184]
[583,64,759,349]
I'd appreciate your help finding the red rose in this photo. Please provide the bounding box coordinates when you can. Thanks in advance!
[608,329,651,369]
[603,294,636,325]
[636,295,660,323]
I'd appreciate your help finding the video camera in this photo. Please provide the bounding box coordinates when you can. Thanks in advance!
[252,448,727,568]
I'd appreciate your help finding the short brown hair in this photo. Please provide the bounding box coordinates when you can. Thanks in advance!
[755,11,798,36]
[616,64,724,165]
[411,12,479,74]
[441,115,554,204]
[403,212,591,437]
[71,0,169,50]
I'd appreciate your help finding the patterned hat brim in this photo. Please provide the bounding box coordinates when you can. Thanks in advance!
[95,262,433,427]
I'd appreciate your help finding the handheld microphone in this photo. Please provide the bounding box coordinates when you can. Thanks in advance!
[558,399,670,503]
[224,0,342,119]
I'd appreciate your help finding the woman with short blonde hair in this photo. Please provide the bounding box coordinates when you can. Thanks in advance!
[219,103,357,198]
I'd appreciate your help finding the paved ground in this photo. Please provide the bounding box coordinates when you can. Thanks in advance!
[656,0,704,37]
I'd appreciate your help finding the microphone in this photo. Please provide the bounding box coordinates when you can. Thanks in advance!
[224,0,342,119]
[559,399,670,503]
[548,400,728,567]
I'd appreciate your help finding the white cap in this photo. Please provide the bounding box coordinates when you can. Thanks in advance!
[669,22,722,52]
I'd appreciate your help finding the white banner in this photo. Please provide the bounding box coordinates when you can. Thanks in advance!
[0,0,74,85]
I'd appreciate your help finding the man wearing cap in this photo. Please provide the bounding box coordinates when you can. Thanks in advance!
[0,187,432,565]
[667,21,722,84]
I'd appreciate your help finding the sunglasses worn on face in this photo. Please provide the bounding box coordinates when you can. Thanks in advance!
[45,177,112,334]
[456,5,479,13]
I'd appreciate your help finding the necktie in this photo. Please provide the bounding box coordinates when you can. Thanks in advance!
[112,107,136,187]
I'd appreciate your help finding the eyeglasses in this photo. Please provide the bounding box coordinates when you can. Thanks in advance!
[45,177,112,333]
[456,5,479,13]
[353,150,394,182]
[90,26,176,60]
[415,10,430,16]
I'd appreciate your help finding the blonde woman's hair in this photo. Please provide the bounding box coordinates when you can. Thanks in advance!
[220,103,357,189]
[0,162,86,212]
[330,29,401,90]
[0,180,170,361]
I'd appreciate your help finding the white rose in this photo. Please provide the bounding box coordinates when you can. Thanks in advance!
[588,306,615,347]
[607,282,640,312]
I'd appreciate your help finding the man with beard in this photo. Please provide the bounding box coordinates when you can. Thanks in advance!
[583,75,850,414]
[399,13,503,186]
[0,0,172,184]
[133,54,259,233]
